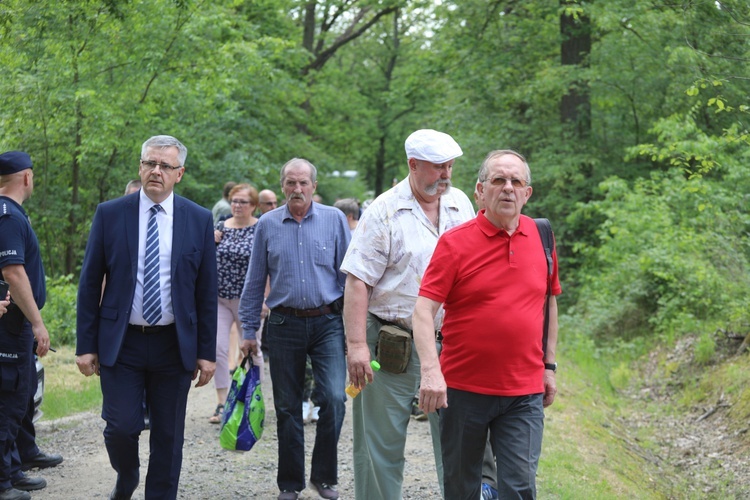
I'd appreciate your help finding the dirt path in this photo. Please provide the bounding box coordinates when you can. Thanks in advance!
[29,364,441,499]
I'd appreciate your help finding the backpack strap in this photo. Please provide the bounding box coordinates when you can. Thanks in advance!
[534,218,554,357]
[534,218,554,277]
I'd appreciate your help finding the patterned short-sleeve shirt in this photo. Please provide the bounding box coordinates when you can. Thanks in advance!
[340,177,475,330]
[216,223,257,299]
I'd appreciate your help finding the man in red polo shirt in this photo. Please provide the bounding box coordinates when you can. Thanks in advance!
[412,149,561,499]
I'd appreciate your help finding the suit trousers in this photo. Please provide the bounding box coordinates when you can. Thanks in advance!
[0,326,33,490]
[100,326,192,500]
[352,314,444,500]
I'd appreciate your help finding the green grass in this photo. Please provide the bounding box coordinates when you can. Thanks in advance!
[537,347,672,499]
[38,345,102,420]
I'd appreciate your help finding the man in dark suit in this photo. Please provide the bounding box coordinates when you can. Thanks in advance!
[75,135,217,500]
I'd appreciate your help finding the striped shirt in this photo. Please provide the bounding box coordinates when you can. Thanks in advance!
[239,201,351,339]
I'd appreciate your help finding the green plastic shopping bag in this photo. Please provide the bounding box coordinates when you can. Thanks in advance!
[219,356,265,451]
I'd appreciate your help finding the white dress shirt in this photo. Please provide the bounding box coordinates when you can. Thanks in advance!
[129,190,175,325]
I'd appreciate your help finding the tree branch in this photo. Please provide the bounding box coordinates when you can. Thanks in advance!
[302,5,398,75]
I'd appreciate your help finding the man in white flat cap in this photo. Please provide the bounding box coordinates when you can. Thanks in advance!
[341,129,475,499]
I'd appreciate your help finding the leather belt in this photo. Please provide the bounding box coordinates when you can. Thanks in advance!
[128,323,176,334]
[273,305,334,318]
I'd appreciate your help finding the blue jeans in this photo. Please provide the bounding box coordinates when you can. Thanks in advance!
[266,311,347,492]
[441,389,544,500]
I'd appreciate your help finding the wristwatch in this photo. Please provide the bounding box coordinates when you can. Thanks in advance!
[544,362,557,372]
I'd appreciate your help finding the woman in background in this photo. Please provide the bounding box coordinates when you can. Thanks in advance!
[209,183,265,423]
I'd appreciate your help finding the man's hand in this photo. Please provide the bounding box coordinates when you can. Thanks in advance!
[0,294,8,317]
[76,353,100,377]
[193,359,216,387]
[32,324,51,357]
[419,366,448,414]
[240,339,258,358]
[543,370,557,407]
[346,342,374,391]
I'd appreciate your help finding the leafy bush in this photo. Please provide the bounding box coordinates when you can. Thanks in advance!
[569,168,750,342]
[42,274,78,346]
[694,332,716,365]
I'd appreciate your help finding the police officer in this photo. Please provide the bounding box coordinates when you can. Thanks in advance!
[0,151,51,500]
[17,345,64,472]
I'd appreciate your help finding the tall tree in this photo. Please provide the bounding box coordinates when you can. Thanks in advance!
[560,0,591,139]
[299,0,400,76]
[0,0,297,274]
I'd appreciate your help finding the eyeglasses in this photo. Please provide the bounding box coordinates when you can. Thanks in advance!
[231,199,251,205]
[261,201,277,206]
[140,159,182,172]
[483,176,527,188]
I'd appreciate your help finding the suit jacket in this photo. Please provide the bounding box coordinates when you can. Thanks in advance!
[76,192,218,371]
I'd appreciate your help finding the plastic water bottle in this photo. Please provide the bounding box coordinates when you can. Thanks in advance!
[345,360,381,398]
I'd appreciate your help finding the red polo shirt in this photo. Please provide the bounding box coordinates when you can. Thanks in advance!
[419,211,561,396]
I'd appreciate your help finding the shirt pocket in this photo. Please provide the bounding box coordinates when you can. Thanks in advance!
[314,240,333,266]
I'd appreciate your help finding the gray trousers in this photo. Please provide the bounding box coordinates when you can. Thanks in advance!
[441,389,544,500]
[482,435,497,489]
[351,313,444,499]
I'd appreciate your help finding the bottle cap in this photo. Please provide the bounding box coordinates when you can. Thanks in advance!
[370,360,381,371]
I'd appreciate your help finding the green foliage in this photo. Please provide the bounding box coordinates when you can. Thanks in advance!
[693,332,716,365]
[314,173,370,206]
[569,161,750,342]
[42,275,78,347]
[609,362,634,391]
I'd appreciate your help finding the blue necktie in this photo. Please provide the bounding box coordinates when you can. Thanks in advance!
[142,205,163,325]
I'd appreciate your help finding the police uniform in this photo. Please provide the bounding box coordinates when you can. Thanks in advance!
[0,153,46,495]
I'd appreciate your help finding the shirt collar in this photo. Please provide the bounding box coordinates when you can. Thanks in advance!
[139,190,174,216]
[0,195,25,216]
[281,200,316,221]
[395,176,462,212]
[476,210,532,237]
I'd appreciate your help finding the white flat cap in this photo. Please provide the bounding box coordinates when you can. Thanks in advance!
[404,129,463,164]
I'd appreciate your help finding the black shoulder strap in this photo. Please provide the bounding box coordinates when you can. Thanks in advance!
[534,218,553,277]
[534,218,554,357]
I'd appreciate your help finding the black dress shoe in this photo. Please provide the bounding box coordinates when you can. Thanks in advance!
[20,452,63,471]
[10,477,46,492]
[0,488,31,500]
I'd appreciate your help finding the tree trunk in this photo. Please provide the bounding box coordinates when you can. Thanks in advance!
[374,134,386,196]
[560,0,591,139]
[68,15,82,276]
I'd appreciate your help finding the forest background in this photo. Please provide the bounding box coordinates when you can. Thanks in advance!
[2,0,750,497]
